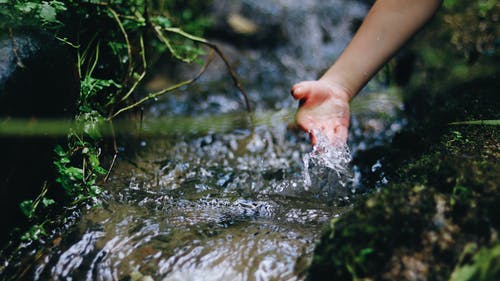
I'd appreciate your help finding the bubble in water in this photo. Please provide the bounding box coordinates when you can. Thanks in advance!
[302,130,353,193]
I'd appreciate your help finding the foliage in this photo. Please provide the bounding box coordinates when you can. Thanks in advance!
[0,0,67,29]
[450,243,500,281]
[0,0,224,242]
[414,0,498,67]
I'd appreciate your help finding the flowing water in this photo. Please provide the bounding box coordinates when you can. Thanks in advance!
[1,1,408,280]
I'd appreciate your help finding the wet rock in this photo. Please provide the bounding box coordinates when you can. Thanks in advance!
[206,0,286,48]
[0,28,79,242]
[0,28,78,117]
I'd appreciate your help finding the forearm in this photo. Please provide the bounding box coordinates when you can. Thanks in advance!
[320,0,442,98]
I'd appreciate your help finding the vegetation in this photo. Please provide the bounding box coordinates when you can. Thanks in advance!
[0,0,250,242]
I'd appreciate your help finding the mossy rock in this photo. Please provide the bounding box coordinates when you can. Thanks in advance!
[307,40,499,280]
[308,124,499,280]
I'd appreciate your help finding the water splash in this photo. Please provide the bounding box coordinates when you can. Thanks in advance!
[302,130,353,192]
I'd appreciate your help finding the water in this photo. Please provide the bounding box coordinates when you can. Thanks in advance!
[302,131,353,191]
[22,126,352,281]
[0,1,408,280]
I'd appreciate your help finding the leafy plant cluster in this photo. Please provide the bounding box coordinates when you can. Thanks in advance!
[1,0,224,241]
[413,0,498,70]
[441,0,498,58]
[0,0,67,29]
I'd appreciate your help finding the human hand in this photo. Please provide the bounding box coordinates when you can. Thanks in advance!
[291,80,351,145]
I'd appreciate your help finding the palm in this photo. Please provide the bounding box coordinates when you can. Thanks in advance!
[292,81,350,145]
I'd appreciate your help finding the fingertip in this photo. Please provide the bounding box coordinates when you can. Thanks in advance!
[309,132,317,146]
[333,125,348,145]
[291,82,310,99]
[291,86,304,100]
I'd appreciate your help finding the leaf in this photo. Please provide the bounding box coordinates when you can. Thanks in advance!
[20,200,35,218]
[21,224,47,241]
[42,197,56,207]
[443,0,458,9]
[66,167,84,180]
[152,15,172,28]
[449,120,500,126]
[450,244,500,281]
[40,2,57,23]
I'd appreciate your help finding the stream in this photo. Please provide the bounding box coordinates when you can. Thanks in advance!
[2,1,408,280]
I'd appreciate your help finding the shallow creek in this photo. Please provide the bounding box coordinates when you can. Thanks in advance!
[2,1,409,280]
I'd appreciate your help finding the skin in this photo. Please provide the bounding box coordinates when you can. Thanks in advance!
[292,0,442,145]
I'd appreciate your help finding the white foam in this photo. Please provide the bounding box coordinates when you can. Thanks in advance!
[302,130,352,191]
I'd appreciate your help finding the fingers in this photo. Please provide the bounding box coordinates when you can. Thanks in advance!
[308,126,348,146]
[291,81,312,100]
[303,123,348,146]
[333,125,348,145]
[309,131,317,146]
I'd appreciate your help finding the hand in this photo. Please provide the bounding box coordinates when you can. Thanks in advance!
[291,80,351,145]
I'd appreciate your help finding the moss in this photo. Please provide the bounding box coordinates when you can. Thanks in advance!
[308,123,499,280]
[307,19,499,279]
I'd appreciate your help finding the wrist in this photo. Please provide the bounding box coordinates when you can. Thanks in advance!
[318,75,356,101]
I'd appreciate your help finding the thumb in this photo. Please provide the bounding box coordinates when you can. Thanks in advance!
[291,82,312,100]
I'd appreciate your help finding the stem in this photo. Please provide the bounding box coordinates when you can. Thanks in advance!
[108,7,134,82]
[109,50,215,119]
[104,120,118,182]
[8,28,25,68]
[120,35,147,102]
[163,27,253,113]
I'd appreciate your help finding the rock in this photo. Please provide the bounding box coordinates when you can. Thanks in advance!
[226,13,259,35]
[0,28,78,117]
[206,0,286,47]
[0,28,79,243]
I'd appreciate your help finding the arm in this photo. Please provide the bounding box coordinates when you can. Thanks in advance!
[292,0,442,145]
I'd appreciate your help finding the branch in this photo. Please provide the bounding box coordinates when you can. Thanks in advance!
[109,49,215,119]
[163,27,252,113]
[8,28,25,68]
[119,35,147,103]
[108,7,134,83]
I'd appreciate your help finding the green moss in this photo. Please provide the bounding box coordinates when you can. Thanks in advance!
[309,122,499,280]
[308,5,499,277]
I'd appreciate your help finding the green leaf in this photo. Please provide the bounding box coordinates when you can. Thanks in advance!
[21,224,47,241]
[449,120,500,126]
[152,15,172,28]
[450,244,500,281]
[20,200,35,218]
[40,2,57,23]
[443,0,458,9]
[66,167,84,180]
[54,145,66,157]
[42,197,56,207]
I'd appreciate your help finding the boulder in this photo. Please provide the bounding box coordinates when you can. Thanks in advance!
[0,28,79,242]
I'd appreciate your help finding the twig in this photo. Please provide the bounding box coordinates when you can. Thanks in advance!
[120,35,147,102]
[103,120,118,182]
[109,49,215,119]
[108,7,134,83]
[163,27,252,113]
[8,28,25,68]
